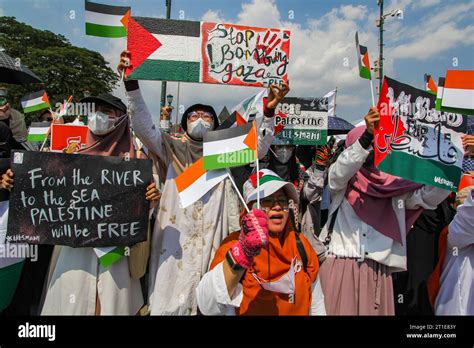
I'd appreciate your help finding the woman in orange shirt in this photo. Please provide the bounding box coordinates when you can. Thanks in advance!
[196,169,326,315]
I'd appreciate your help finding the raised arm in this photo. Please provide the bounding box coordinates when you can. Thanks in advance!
[118,51,165,162]
[257,83,290,158]
[328,108,378,193]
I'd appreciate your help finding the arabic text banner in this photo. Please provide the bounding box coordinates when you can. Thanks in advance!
[375,77,467,191]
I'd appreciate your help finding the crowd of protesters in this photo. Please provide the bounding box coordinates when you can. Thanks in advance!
[0,50,473,316]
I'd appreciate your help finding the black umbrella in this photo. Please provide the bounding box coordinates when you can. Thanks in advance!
[0,51,42,85]
[327,116,355,135]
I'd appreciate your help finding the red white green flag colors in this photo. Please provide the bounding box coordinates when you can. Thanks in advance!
[20,90,50,113]
[435,77,445,111]
[440,70,474,116]
[203,122,257,170]
[424,74,438,95]
[125,17,290,87]
[355,31,371,80]
[85,1,130,38]
[375,77,467,192]
[27,122,50,143]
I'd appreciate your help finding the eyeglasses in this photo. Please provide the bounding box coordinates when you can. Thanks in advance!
[260,196,290,209]
[188,111,213,121]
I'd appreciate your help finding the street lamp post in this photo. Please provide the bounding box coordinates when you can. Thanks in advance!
[160,0,172,108]
[376,0,403,93]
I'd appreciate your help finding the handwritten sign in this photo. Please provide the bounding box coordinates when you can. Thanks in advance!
[126,17,290,87]
[7,151,152,247]
[273,97,328,145]
[375,77,467,191]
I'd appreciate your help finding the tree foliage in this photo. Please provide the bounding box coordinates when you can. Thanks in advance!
[0,16,119,123]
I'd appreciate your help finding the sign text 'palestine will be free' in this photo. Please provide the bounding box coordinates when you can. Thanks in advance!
[126,17,290,87]
[7,151,152,248]
[375,77,467,192]
[273,97,328,145]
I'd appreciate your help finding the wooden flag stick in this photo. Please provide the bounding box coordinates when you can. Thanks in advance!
[255,120,260,210]
[226,168,250,213]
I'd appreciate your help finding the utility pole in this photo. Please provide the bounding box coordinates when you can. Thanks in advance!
[378,0,384,93]
[160,0,172,107]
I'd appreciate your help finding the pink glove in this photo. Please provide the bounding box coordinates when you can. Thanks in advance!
[230,209,268,269]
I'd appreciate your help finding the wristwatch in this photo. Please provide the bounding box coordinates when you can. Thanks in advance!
[226,249,244,271]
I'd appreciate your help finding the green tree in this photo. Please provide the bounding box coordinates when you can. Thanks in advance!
[0,16,119,124]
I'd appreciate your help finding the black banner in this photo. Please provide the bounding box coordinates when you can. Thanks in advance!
[6,150,152,248]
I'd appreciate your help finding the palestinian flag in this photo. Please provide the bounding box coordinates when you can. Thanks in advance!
[85,1,130,38]
[125,17,291,86]
[27,122,50,142]
[126,17,201,82]
[94,246,125,268]
[20,90,50,113]
[424,74,438,95]
[375,77,466,192]
[175,158,229,208]
[441,70,474,115]
[355,32,371,80]
[203,122,257,170]
[435,77,445,111]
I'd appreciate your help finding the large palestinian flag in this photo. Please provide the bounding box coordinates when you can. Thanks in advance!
[375,77,467,191]
[125,17,291,87]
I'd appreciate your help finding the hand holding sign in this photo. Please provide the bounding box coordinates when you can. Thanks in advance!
[266,82,290,110]
[118,50,131,79]
[463,134,474,157]
[364,107,380,135]
[1,168,13,191]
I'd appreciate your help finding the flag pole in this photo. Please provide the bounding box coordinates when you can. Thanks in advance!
[255,120,260,210]
[369,78,376,107]
[226,169,250,213]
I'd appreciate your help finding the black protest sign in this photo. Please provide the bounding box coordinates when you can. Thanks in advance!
[273,97,328,145]
[7,150,152,248]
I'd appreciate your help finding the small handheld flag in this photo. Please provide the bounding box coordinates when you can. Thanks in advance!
[355,32,371,80]
[203,122,257,171]
[424,74,438,95]
[85,1,130,38]
[175,158,229,208]
[21,90,50,113]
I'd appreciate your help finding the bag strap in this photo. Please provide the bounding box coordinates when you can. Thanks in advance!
[294,231,308,273]
[324,207,339,247]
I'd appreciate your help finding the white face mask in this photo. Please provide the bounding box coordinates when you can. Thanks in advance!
[88,111,114,135]
[187,118,213,139]
[251,256,301,295]
[275,146,294,164]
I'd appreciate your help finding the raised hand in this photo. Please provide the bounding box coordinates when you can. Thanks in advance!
[364,107,380,134]
[266,82,290,109]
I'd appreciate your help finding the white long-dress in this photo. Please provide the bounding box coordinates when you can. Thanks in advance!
[127,87,275,315]
[41,246,143,315]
